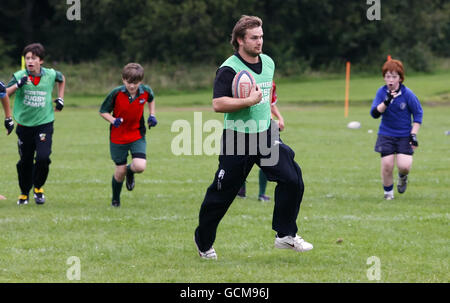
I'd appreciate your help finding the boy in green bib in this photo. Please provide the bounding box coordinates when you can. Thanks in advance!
[6,43,65,205]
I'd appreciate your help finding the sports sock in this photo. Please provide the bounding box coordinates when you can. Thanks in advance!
[127,164,134,174]
[399,173,407,179]
[258,169,268,196]
[276,233,296,238]
[383,184,394,197]
[112,175,123,202]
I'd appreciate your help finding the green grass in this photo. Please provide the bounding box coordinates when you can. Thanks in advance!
[38,69,448,108]
[0,61,219,97]
[0,103,448,282]
[277,71,450,104]
[3,58,450,107]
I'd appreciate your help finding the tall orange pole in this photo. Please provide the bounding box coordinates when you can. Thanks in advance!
[345,61,351,118]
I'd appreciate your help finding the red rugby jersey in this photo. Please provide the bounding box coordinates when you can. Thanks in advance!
[100,84,154,144]
[271,81,277,106]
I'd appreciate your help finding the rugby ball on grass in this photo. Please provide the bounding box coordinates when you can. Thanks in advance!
[232,70,255,98]
[347,121,361,129]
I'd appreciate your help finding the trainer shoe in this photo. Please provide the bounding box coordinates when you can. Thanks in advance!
[111,200,120,207]
[237,187,246,198]
[33,188,45,205]
[194,236,217,260]
[258,194,270,202]
[125,169,135,191]
[198,247,218,260]
[397,175,408,194]
[274,234,313,252]
[384,192,394,200]
[17,194,29,205]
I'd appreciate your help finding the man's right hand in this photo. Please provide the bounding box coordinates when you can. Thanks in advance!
[247,84,262,106]
[16,76,28,88]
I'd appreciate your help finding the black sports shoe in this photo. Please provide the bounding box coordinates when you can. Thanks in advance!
[397,175,408,194]
[125,169,135,191]
[34,188,45,205]
[17,194,29,205]
[237,187,246,198]
[112,200,120,207]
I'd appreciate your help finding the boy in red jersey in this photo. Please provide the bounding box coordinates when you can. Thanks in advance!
[99,63,157,207]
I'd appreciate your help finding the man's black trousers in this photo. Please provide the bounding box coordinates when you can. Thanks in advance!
[16,122,53,195]
[195,124,305,252]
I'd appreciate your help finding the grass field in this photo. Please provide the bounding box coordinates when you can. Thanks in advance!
[0,99,448,282]
[54,69,450,108]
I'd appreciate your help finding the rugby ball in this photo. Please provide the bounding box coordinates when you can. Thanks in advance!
[232,70,255,98]
[347,121,361,129]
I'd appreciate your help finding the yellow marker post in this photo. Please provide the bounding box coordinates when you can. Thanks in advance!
[21,56,25,70]
[344,61,351,118]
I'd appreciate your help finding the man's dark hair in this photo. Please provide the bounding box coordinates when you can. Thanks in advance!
[230,15,263,51]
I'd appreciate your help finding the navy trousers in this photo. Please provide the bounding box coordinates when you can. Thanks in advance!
[16,122,53,195]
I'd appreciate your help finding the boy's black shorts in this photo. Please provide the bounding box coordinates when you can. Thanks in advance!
[16,121,54,161]
[374,135,414,157]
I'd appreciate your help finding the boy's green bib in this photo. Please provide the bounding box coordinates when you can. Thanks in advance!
[13,67,57,127]
[221,54,274,133]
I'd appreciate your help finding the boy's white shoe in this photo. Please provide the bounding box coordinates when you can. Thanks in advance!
[274,234,313,252]
[384,191,394,200]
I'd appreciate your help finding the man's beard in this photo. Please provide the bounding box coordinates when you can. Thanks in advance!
[243,46,261,58]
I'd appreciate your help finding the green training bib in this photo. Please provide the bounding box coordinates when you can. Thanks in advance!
[220,54,274,133]
[13,67,57,127]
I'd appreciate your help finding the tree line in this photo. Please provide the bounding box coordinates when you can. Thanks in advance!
[0,0,449,73]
